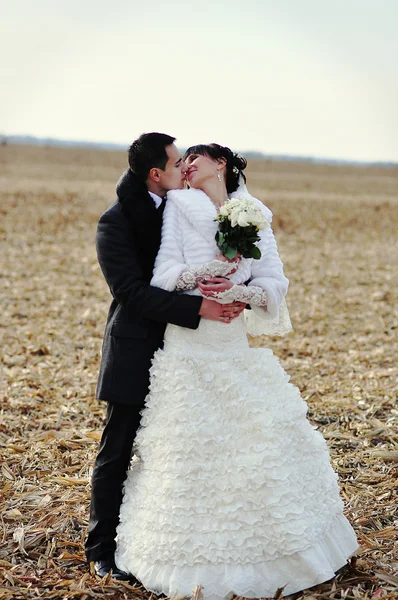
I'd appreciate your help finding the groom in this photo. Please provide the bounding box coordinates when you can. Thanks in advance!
[85,132,245,580]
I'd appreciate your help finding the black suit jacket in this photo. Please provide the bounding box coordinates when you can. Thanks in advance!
[95,170,203,405]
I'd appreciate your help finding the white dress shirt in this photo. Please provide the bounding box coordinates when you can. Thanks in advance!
[148,191,163,209]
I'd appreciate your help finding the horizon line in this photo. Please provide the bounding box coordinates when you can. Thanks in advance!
[2,133,397,168]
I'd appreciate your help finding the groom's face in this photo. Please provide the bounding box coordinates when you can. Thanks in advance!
[158,144,187,191]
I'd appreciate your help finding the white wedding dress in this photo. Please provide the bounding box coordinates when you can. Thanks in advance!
[115,188,358,599]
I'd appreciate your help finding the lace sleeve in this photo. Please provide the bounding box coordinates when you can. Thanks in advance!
[176,260,238,291]
[211,284,268,306]
[244,297,293,337]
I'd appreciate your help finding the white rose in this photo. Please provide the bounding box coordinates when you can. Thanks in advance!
[230,213,239,228]
[244,210,256,224]
[229,198,245,211]
[245,208,268,229]
[237,212,250,227]
[219,205,230,217]
[231,207,245,225]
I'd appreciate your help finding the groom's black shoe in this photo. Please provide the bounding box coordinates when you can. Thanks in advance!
[93,558,132,582]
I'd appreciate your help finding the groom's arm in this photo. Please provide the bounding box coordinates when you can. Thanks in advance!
[96,207,203,329]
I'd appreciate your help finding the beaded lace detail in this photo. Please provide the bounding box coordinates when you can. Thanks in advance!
[213,284,268,307]
[176,260,238,291]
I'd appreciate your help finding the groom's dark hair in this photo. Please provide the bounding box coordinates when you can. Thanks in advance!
[128,132,176,182]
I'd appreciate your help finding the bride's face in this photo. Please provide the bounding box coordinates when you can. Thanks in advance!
[185,153,220,189]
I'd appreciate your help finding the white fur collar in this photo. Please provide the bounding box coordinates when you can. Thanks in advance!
[167,188,219,247]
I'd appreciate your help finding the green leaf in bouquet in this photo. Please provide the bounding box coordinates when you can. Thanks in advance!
[224,246,238,259]
[251,246,262,260]
[241,250,252,259]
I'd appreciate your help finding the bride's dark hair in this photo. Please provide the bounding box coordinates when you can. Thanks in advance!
[183,143,247,194]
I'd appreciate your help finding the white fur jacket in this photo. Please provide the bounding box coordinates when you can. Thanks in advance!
[151,187,292,336]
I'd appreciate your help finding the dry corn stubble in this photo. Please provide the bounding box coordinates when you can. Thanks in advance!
[1,144,397,600]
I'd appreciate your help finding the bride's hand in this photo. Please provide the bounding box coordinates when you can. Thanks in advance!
[215,253,241,275]
[216,252,241,263]
[198,277,234,297]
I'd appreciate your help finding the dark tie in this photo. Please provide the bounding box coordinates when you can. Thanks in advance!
[158,196,167,213]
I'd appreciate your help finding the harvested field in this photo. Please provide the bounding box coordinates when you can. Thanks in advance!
[1,144,397,600]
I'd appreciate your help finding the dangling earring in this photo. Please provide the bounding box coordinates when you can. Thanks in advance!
[217,170,222,182]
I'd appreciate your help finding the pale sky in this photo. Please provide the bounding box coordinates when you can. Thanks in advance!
[2,0,397,162]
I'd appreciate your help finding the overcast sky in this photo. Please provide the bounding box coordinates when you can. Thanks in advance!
[2,0,397,161]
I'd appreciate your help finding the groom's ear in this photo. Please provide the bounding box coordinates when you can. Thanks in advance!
[148,167,161,183]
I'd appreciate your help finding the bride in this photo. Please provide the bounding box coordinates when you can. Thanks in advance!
[115,143,358,599]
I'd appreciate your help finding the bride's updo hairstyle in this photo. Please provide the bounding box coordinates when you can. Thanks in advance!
[183,143,247,194]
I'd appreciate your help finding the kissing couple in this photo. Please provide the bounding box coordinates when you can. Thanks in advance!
[84,132,358,599]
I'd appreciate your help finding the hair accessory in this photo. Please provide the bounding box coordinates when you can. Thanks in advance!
[233,166,239,175]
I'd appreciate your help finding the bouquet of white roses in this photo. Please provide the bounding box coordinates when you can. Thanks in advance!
[215,198,269,260]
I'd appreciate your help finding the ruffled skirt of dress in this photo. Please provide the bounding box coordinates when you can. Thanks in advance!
[115,316,358,599]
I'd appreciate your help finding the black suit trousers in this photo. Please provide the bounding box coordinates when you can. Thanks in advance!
[85,402,143,563]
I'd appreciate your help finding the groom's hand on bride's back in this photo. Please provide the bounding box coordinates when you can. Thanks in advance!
[199,298,246,323]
